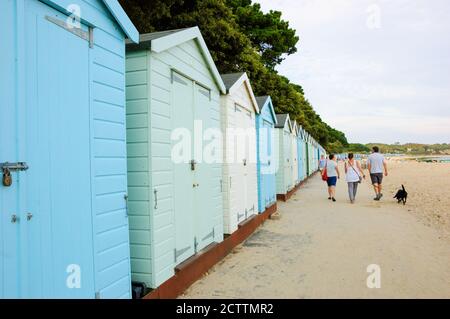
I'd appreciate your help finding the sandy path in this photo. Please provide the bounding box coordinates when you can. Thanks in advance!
[181,170,450,299]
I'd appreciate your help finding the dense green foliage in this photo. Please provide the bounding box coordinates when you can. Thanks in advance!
[119,0,349,152]
[346,143,371,153]
[363,143,450,155]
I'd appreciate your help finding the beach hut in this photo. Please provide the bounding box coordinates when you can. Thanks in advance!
[220,72,260,234]
[302,129,308,178]
[275,114,294,196]
[125,28,226,289]
[304,131,311,176]
[308,136,313,175]
[255,96,278,214]
[0,0,138,298]
[290,121,300,186]
[297,125,305,183]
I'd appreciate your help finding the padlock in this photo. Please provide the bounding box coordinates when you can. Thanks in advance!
[2,168,12,187]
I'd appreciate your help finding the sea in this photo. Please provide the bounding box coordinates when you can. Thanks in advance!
[416,156,450,163]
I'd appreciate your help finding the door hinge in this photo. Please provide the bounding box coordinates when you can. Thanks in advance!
[153,189,158,209]
[202,229,215,242]
[45,16,94,48]
[174,246,191,262]
[124,194,129,217]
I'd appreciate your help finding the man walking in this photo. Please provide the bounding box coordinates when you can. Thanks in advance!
[367,146,388,201]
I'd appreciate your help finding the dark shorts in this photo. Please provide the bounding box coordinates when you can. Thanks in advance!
[370,173,383,185]
[327,176,337,187]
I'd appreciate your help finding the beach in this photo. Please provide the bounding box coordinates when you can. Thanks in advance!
[384,157,450,240]
[180,159,450,299]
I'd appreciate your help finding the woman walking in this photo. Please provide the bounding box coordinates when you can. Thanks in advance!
[345,153,365,203]
[325,154,340,202]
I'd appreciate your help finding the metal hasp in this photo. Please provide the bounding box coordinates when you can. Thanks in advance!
[0,162,29,171]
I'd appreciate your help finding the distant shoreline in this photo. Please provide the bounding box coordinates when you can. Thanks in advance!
[389,155,450,163]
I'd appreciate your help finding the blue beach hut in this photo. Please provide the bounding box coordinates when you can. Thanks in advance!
[0,0,138,298]
[255,96,278,214]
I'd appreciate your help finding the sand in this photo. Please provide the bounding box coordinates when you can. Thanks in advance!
[384,158,450,239]
[180,160,450,299]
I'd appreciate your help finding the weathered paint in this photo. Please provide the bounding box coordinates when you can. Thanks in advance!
[0,0,137,298]
[255,96,277,213]
[125,28,225,289]
[221,73,259,234]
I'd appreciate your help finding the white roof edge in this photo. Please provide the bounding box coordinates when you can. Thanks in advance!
[228,73,260,114]
[151,27,226,94]
[102,0,139,43]
[265,96,278,125]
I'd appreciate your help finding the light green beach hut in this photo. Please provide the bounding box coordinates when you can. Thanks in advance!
[275,114,294,196]
[125,27,226,289]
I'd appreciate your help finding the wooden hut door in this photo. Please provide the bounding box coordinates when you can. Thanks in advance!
[0,0,20,298]
[235,105,247,223]
[193,84,215,251]
[291,136,298,185]
[171,72,195,264]
[297,139,303,181]
[244,110,255,217]
[261,120,272,207]
[283,131,292,191]
[18,1,96,298]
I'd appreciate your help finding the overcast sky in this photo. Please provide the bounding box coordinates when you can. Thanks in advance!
[257,0,450,144]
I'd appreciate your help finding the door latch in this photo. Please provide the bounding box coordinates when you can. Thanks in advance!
[0,162,29,171]
[1,162,29,187]
[190,160,197,171]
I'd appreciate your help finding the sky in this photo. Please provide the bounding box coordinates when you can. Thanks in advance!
[256,0,450,144]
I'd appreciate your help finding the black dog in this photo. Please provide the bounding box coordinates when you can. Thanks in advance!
[394,185,408,205]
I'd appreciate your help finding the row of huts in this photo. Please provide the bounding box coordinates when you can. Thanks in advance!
[0,0,325,299]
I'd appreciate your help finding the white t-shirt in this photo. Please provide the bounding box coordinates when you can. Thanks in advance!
[367,153,385,174]
[326,160,338,177]
[346,160,361,182]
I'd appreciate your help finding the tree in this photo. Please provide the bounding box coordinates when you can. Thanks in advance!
[346,143,370,153]
[119,0,348,153]
[226,0,299,69]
